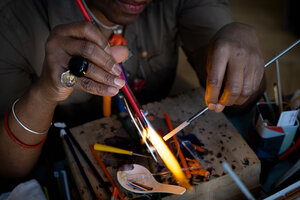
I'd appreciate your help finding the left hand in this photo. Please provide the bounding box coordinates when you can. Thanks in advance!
[205,22,264,112]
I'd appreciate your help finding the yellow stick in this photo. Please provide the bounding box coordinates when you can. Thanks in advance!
[94,143,132,155]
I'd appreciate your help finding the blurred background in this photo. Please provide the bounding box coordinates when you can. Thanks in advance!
[171,0,300,100]
[1,0,298,99]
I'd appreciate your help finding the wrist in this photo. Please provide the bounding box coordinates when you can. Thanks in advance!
[6,86,56,146]
[16,84,58,131]
[31,80,60,106]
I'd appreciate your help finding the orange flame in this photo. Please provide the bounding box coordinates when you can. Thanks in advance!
[143,127,191,188]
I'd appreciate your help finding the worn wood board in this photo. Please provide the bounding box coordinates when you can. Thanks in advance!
[63,88,261,200]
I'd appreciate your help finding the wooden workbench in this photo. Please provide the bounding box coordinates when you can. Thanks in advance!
[63,88,261,200]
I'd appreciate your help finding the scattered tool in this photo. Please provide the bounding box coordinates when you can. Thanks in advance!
[117,164,186,194]
[61,130,99,200]
[94,143,150,158]
[89,144,125,200]
[273,82,280,117]
[275,59,283,113]
[164,113,191,178]
[152,166,203,176]
[222,162,255,200]
[163,107,208,141]
[127,180,153,191]
[181,140,209,170]
[193,144,206,153]
[186,159,210,178]
[111,187,118,200]
[54,123,112,196]
[263,92,277,125]
[264,39,300,68]
[120,96,158,162]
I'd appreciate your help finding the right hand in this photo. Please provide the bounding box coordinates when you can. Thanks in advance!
[38,21,128,103]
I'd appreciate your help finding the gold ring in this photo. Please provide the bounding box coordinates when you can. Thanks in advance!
[60,70,76,87]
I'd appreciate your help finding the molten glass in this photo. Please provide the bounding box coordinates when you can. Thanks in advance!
[143,127,191,189]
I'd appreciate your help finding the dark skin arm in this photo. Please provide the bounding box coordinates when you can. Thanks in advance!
[0,22,128,179]
[205,22,265,112]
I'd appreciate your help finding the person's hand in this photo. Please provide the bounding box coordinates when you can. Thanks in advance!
[205,22,264,112]
[37,21,128,103]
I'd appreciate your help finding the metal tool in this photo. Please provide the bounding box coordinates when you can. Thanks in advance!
[180,140,210,170]
[222,162,255,200]
[163,107,208,141]
[275,59,283,113]
[120,95,158,162]
[264,39,300,68]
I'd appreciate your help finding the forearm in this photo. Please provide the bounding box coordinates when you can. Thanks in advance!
[0,83,57,179]
[0,21,128,179]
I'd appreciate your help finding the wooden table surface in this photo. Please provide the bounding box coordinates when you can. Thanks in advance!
[63,88,260,200]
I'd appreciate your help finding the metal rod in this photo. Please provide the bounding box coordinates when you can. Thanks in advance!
[187,107,209,123]
[222,162,255,200]
[122,97,158,162]
[264,39,300,68]
[263,92,276,125]
[66,129,112,196]
[63,134,98,200]
[163,107,208,141]
[273,83,279,108]
[275,60,283,113]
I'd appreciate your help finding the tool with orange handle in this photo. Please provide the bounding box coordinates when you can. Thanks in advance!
[89,144,125,200]
[186,159,210,178]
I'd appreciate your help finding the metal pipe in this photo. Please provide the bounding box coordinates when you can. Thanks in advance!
[264,39,300,68]
[275,59,283,113]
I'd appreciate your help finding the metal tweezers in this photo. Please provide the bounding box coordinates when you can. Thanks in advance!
[119,95,158,162]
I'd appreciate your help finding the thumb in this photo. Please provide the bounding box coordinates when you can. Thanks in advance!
[111,45,129,63]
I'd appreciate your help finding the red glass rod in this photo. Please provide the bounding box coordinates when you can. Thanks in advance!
[75,0,93,22]
[75,0,144,122]
[119,75,144,121]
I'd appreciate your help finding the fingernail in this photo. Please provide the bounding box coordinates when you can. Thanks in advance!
[108,87,118,95]
[215,104,225,112]
[112,64,122,75]
[114,77,125,87]
[208,103,216,110]
[104,44,111,54]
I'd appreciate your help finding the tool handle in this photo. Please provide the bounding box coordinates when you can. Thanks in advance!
[94,144,132,155]
[163,121,189,141]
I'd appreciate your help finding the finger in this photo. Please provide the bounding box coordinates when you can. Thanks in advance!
[76,77,119,96]
[218,56,245,107]
[85,62,125,89]
[111,46,130,63]
[252,54,265,91]
[59,36,122,76]
[205,44,230,109]
[53,21,109,51]
[235,56,255,105]
[215,104,225,113]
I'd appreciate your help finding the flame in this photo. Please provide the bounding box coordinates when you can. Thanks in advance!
[143,127,191,188]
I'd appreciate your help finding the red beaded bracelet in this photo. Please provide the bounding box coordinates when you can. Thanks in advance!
[4,109,47,149]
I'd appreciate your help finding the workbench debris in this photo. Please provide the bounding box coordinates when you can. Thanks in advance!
[63,88,260,200]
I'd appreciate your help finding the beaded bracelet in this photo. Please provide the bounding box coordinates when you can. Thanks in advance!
[4,109,47,149]
[12,99,51,135]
